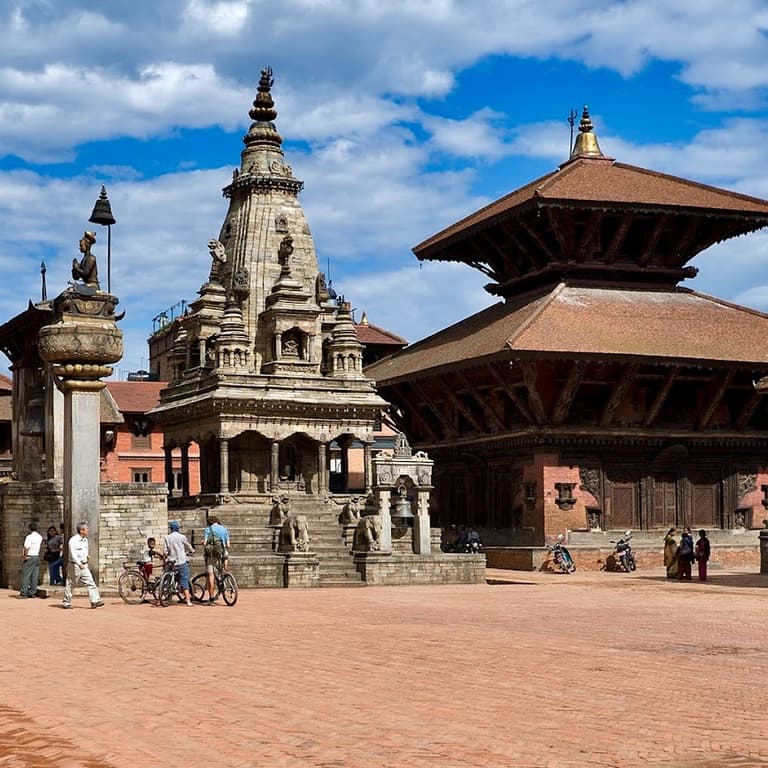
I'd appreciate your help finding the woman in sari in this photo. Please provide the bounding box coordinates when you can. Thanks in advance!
[663,527,678,579]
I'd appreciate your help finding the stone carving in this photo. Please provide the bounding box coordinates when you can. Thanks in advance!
[277,234,293,268]
[207,238,227,283]
[231,267,250,297]
[414,450,428,459]
[579,466,601,504]
[316,273,330,304]
[340,496,361,524]
[737,471,757,502]
[734,509,747,529]
[417,466,431,486]
[270,494,290,525]
[275,212,288,232]
[377,466,394,485]
[353,515,382,552]
[393,432,413,457]
[71,231,99,291]
[279,513,310,552]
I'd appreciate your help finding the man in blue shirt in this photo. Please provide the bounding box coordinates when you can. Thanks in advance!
[203,515,230,604]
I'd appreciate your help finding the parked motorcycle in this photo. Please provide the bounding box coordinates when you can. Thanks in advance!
[611,530,636,572]
[548,534,576,574]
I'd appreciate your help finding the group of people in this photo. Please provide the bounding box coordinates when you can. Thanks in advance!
[136,517,230,606]
[663,526,711,581]
[18,515,230,608]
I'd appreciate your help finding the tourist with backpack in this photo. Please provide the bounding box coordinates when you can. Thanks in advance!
[203,515,230,605]
[677,526,695,581]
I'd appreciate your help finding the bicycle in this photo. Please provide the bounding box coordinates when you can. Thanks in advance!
[157,560,190,607]
[191,563,238,606]
[118,562,161,605]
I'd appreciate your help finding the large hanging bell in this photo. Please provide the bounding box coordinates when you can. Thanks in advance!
[391,485,414,519]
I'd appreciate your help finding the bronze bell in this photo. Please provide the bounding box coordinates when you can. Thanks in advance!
[88,185,116,226]
[391,485,414,519]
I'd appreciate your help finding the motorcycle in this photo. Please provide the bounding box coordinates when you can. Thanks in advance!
[548,534,576,573]
[611,530,636,572]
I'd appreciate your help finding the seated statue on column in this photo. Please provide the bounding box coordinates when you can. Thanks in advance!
[71,230,100,291]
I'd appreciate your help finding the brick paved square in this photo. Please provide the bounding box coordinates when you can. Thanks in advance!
[2,568,768,768]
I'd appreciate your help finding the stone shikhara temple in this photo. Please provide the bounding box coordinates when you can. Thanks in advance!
[150,68,484,586]
[367,107,768,567]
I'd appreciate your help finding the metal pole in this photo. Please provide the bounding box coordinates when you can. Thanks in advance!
[107,224,112,293]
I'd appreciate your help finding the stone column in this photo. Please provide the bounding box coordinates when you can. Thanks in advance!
[376,488,392,553]
[219,438,230,494]
[270,440,279,491]
[45,370,65,480]
[317,443,327,493]
[181,442,190,497]
[363,442,373,495]
[163,445,173,494]
[275,332,282,360]
[413,489,432,555]
[38,288,123,585]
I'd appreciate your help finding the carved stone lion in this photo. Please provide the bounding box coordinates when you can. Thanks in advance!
[269,494,291,526]
[339,496,361,525]
[353,515,382,552]
[278,513,310,552]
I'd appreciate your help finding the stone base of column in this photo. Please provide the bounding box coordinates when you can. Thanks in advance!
[413,514,431,554]
[282,552,320,588]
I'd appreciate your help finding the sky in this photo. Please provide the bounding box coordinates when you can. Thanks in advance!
[3,0,768,377]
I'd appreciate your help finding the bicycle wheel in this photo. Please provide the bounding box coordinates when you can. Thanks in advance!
[158,572,174,607]
[190,574,207,602]
[221,572,238,606]
[118,570,147,605]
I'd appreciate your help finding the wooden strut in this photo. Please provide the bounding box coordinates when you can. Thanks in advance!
[517,217,556,262]
[643,366,680,427]
[455,370,506,433]
[600,363,639,428]
[737,389,764,430]
[551,360,586,425]
[602,213,633,265]
[638,214,668,266]
[545,207,573,259]
[435,377,485,434]
[518,360,549,425]
[394,383,440,442]
[407,379,457,440]
[501,221,547,271]
[485,362,535,424]
[574,210,602,262]
[697,370,735,430]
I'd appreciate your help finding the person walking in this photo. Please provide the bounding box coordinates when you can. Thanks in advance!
[62,522,105,609]
[19,523,43,598]
[678,526,695,581]
[203,515,230,605]
[663,527,678,579]
[696,529,711,582]
[164,521,195,606]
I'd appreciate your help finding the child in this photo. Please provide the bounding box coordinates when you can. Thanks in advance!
[696,529,711,582]
[140,537,163,581]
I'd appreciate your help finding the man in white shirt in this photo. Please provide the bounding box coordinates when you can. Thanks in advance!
[19,522,43,598]
[163,521,195,606]
[62,521,104,609]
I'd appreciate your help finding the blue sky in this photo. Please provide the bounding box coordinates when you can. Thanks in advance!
[2,0,768,377]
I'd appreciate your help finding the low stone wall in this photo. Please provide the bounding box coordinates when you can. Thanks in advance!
[485,544,761,572]
[354,552,486,585]
[0,481,167,592]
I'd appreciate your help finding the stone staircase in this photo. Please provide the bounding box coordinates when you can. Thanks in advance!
[182,495,363,587]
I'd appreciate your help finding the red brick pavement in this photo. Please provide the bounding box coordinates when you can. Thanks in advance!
[2,568,768,768]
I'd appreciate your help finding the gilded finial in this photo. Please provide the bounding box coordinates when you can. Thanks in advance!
[570,105,604,159]
[249,66,278,123]
[360,310,369,326]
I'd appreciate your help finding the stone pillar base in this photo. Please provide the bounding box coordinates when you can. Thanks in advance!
[282,552,320,588]
[353,551,392,585]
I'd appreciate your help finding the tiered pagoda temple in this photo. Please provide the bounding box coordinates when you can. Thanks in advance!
[367,108,768,550]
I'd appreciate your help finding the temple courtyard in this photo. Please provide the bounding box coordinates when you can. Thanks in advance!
[3,569,768,768]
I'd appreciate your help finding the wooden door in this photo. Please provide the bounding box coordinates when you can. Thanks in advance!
[610,483,637,529]
[687,469,722,529]
[651,473,678,529]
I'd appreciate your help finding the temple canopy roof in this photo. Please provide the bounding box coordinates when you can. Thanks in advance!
[366,283,768,384]
[414,107,768,297]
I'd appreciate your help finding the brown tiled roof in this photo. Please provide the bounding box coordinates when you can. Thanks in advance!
[356,322,407,346]
[106,381,168,414]
[366,284,768,384]
[0,374,12,392]
[415,157,768,257]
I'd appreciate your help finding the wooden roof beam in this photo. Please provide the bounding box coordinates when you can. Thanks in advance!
[644,366,680,427]
[517,216,556,262]
[518,360,549,425]
[697,370,735,430]
[434,378,485,434]
[485,362,535,424]
[600,363,639,427]
[390,383,440,442]
[574,210,603,262]
[545,207,572,258]
[500,221,547,271]
[552,361,586,425]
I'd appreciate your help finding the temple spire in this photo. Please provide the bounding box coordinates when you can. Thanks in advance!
[570,105,604,159]
[244,66,282,148]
